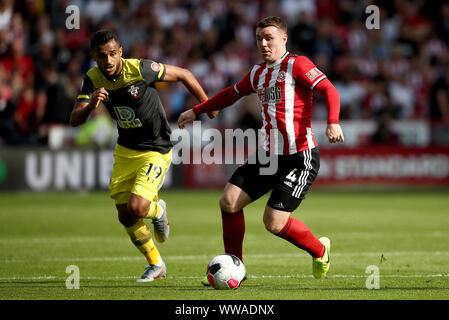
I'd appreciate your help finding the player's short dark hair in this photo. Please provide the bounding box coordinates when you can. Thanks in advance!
[255,16,287,33]
[90,29,121,51]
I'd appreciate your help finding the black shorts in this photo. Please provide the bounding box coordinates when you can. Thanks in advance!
[229,147,320,212]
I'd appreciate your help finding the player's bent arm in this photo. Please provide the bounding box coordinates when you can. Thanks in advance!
[163,65,208,103]
[70,87,109,127]
[314,78,340,124]
[177,70,254,129]
[314,78,344,143]
[191,69,254,117]
[70,101,96,127]
[162,64,218,119]
[178,86,243,129]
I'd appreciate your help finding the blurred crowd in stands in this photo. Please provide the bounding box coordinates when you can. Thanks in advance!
[0,0,448,147]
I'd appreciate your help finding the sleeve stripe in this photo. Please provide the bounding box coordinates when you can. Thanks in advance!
[233,84,240,94]
[250,65,260,92]
[311,75,327,89]
[158,63,165,79]
[77,94,90,99]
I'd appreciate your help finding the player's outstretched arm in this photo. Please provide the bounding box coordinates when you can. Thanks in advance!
[163,64,218,119]
[70,87,108,127]
[177,85,243,129]
[177,70,254,129]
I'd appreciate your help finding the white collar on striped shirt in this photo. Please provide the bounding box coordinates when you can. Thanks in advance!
[266,51,289,68]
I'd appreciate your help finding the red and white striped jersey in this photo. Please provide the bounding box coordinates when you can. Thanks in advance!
[234,52,327,155]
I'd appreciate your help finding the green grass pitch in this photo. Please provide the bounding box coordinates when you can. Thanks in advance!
[0,189,448,300]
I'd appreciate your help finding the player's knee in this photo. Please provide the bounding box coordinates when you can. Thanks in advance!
[219,195,239,213]
[117,205,137,227]
[263,215,284,234]
[127,199,150,218]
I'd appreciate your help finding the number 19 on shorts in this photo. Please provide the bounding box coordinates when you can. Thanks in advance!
[146,163,162,183]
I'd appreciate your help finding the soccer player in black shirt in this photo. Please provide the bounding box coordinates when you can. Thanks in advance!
[71,30,217,282]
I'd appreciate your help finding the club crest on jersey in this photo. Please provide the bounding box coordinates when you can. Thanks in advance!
[128,85,140,98]
[277,71,286,82]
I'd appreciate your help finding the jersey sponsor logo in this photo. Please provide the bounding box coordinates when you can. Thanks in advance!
[276,71,286,82]
[128,85,140,98]
[258,86,282,104]
[113,106,142,129]
[151,62,160,72]
[305,67,323,82]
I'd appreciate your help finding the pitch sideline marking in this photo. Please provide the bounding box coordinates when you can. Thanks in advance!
[0,231,447,244]
[3,251,449,263]
[0,274,448,281]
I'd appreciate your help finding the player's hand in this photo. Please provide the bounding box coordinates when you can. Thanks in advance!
[91,87,109,108]
[326,123,344,143]
[207,110,219,119]
[178,109,196,129]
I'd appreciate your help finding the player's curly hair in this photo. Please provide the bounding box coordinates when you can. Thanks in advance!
[255,16,287,33]
[90,29,121,51]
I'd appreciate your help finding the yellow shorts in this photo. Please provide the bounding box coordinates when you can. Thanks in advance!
[109,144,172,205]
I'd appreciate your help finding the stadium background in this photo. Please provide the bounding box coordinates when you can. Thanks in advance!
[1,0,449,191]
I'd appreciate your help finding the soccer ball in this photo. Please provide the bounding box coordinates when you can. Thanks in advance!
[206,254,246,290]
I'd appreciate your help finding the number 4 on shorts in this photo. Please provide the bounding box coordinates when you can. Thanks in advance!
[286,168,298,183]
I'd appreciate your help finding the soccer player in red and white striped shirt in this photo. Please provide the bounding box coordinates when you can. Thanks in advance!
[178,16,344,282]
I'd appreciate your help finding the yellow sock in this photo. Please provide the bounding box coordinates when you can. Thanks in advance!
[125,219,161,265]
[144,201,161,219]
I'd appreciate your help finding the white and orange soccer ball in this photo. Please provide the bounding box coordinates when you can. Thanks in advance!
[206,254,246,290]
